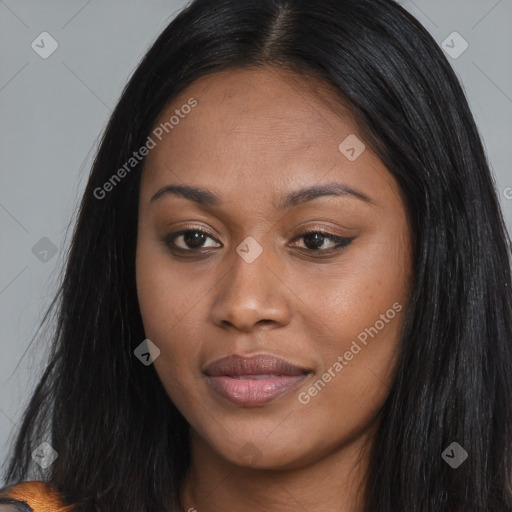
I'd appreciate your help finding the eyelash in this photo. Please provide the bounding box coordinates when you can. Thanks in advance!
[163,227,355,256]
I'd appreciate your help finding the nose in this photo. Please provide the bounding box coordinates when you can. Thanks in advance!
[208,242,291,333]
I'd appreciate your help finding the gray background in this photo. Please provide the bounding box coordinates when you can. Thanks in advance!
[1,0,511,477]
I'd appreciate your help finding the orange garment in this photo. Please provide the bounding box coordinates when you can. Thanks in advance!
[0,481,73,512]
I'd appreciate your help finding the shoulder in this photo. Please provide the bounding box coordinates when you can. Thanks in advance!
[0,481,70,512]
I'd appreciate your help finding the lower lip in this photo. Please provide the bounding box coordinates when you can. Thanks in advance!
[206,374,308,406]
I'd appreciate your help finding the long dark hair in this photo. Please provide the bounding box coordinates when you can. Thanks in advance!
[2,0,511,510]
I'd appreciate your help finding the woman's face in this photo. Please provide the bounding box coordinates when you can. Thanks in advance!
[136,66,411,470]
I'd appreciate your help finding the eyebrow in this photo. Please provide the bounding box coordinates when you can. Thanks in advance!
[149,182,375,210]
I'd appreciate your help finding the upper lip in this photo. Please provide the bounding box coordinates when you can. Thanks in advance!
[203,354,310,377]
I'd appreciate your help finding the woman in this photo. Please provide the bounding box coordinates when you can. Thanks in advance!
[1,0,511,511]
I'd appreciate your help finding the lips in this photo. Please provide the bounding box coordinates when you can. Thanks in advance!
[203,354,311,406]
[204,354,308,377]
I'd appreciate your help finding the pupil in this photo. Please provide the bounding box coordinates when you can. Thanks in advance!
[185,231,205,248]
[305,233,324,250]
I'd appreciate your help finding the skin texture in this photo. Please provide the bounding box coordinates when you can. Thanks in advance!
[136,65,412,512]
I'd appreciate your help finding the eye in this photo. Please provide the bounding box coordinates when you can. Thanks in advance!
[289,230,354,253]
[164,228,221,251]
[163,228,354,255]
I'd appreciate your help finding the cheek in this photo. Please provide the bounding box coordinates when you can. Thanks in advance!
[136,238,189,375]
[136,268,200,414]
[304,230,409,348]
[135,235,212,409]
[135,233,203,342]
[293,292,405,451]
[295,229,409,414]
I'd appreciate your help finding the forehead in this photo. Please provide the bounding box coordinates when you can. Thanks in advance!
[140,65,397,210]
